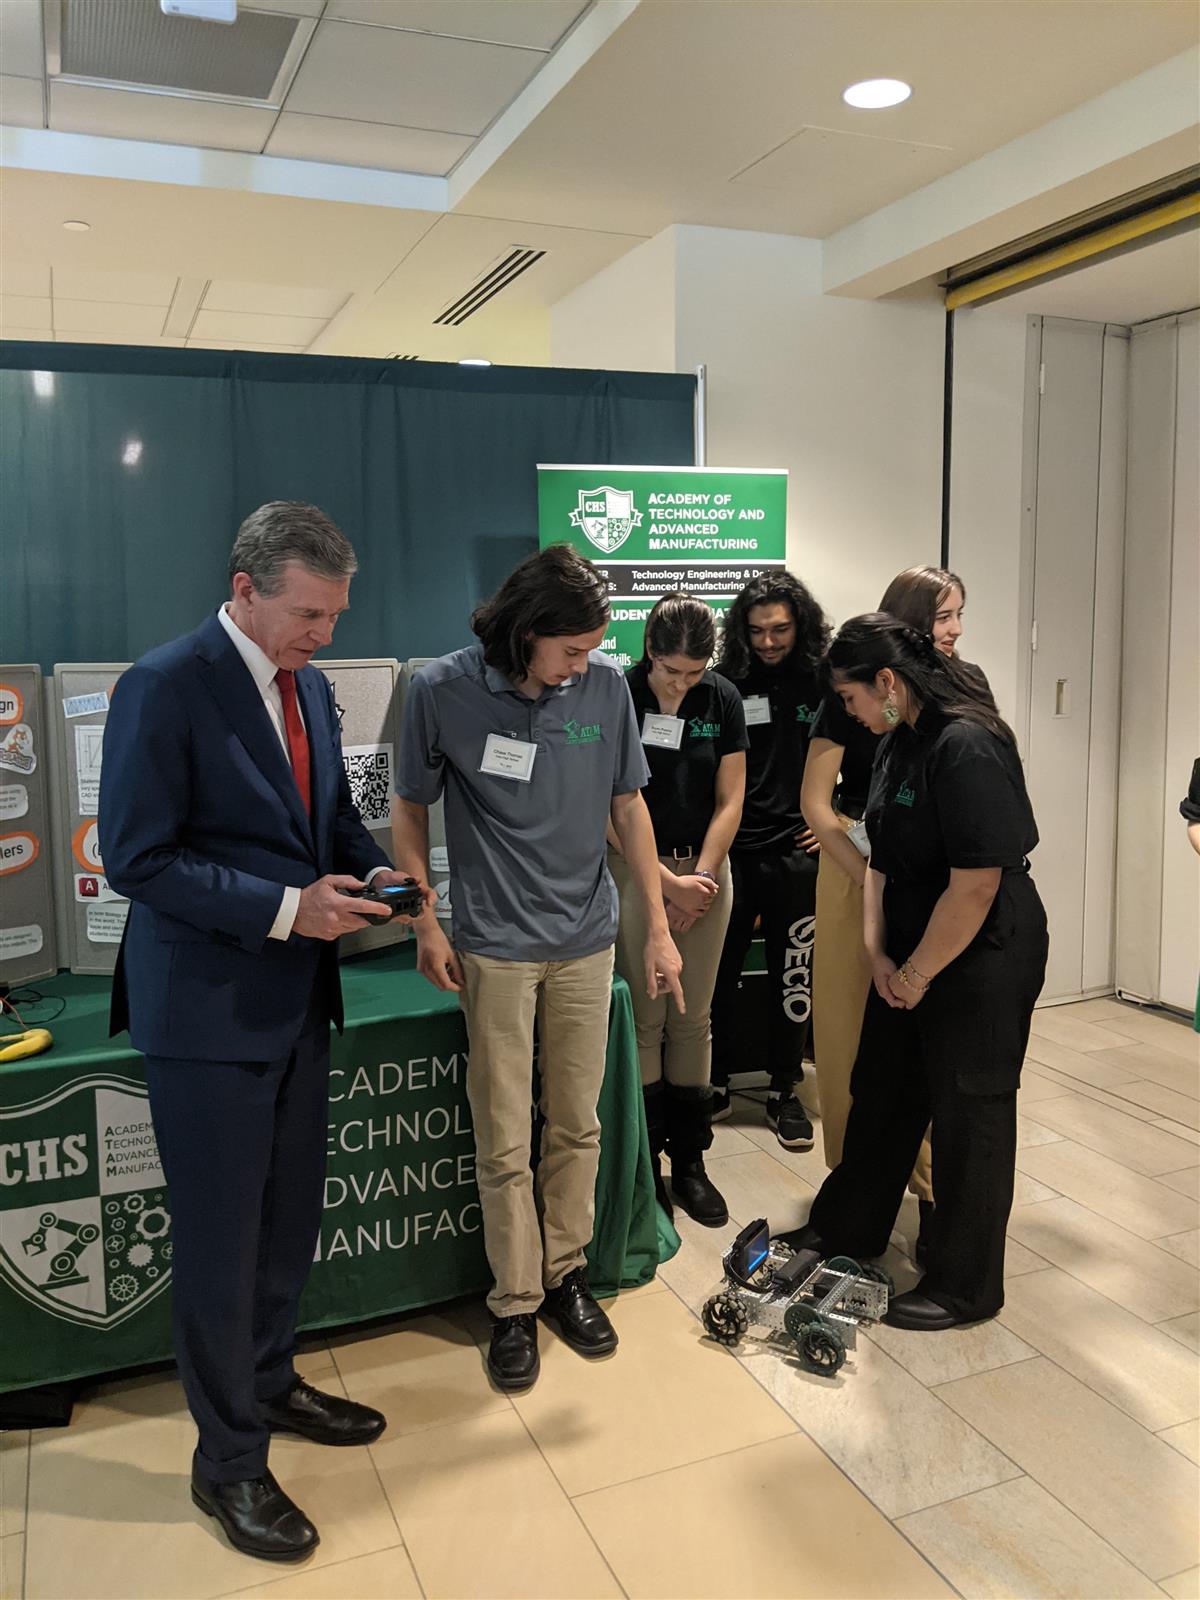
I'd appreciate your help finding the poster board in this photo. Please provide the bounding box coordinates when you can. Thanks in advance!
[316,657,407,960]
[0,666,58,985]
[49,665,130,975]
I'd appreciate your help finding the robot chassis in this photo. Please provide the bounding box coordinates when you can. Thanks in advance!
[702,1218,891,1376]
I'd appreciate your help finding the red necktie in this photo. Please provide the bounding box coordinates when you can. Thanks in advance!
[275,670,311,816]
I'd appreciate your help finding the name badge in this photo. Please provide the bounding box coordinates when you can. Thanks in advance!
[480,733,537,783]
[743,695,772,726]
[847,819,871,858]
[641,713,684,750]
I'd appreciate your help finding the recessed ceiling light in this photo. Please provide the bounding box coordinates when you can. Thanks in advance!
[62,219,90,231]
[458,358,492,367]
[842,78,912,110]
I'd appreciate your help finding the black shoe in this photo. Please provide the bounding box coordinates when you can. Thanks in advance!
[670,1159,729,1227]
[710,1087,732,1122]
[915,1200,935,1269]
[885,1290,977,1331]
[191,1468,318,1563]
[542,1267,618,1357]
[772,1220,823,1255]
[766,1093,814,1151]
[263,1379,385,1446]
[487,1313,540,1391]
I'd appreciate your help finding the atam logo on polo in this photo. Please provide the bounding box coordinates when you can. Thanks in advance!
[569,486,643,554]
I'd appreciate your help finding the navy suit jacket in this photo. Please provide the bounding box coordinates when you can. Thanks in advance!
[100,612,390,1061]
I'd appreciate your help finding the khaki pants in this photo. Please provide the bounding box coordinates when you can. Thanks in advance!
[459,947,614,1317]
[609,851,733,1088]
[812,819,933,1202]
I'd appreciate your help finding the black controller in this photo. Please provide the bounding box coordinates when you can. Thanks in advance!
[339,879,425,920]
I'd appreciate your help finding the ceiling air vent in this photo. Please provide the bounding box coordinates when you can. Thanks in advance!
[48,0,313,106]
[434,249,547,327]
[386,353,421,361]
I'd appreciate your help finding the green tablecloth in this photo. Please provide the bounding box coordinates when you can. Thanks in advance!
[0,944,679,1392]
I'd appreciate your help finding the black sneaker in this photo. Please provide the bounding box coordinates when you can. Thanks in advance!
[767,1093,814,1151]
[710,1087,732,1122]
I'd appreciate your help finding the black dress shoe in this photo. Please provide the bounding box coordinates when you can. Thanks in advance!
[772,1220,824,1254]
[488,1312,540,1391]
[191,1467,318,1562]
[884,1290,973,1331]
[262,1379,385,1446]
[542,1267,618,1357]
[670,1160,729,1227]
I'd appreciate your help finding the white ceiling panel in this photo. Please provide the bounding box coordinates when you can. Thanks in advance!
[1,326,54,341]
[0,74,44,127]
[245,0,326,15]
[52,267,179,305]
[0,293,52,328]
[266,112,473,175]
[191,308,327,343]
[1,264,51,298]
[203,280,347,318]
[0,0,44,78]
[54,300,168,336]
[186,337,309,350]
[285,21,541,134]
[49,82,277,153]
[326,0,586,50]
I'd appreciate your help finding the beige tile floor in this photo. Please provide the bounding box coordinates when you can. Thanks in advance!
[2,999,1196,1600]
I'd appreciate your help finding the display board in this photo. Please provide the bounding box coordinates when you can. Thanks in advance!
[50,665,129,976]
[0,666,58,985]
[537,465,788,664]
[315,656,407,960]
[399,659,452,926]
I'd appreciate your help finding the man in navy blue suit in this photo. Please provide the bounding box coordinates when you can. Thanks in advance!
[100,502,428,1562]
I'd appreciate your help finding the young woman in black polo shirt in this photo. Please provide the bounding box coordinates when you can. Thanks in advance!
[609,594,748,1226]
[802,567,987,1260]
[798,614,1047,1329]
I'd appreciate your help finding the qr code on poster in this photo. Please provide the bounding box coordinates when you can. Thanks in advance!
[342,744,394,830]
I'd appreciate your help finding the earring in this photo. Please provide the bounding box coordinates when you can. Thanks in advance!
[882,694,900,728]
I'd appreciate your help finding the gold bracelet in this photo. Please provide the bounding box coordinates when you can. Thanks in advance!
[898,961,930,992]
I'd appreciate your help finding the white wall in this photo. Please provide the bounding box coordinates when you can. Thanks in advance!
[550,223,946,630]
[549,227,677,375]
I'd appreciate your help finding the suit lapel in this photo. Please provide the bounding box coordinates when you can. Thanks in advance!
[296,665,331,859]
[194,614,316,856]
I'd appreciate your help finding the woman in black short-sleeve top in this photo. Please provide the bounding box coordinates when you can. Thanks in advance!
[795,613,1047,1330]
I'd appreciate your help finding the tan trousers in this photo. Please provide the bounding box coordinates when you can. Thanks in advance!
[812,820,933,1202]
[609,850,733,1088]
[459,946,614,1317]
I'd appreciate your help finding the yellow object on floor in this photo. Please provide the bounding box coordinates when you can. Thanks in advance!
[0,1026,53,1062]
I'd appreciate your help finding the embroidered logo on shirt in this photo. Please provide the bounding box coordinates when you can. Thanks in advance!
[688,718,721,740]
[894,780,916,807]
[563,719,602,745]
[796,703,817,724]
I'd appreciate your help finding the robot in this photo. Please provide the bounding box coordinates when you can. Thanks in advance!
[21,1211,100,1293]
[702,1217,891,1376]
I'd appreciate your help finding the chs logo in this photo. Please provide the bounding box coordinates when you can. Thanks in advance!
[569,486,643,554]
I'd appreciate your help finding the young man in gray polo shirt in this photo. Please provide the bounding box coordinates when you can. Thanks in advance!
[393,546,683,1391]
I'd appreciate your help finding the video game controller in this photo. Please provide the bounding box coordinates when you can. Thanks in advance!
[339,879,425,920]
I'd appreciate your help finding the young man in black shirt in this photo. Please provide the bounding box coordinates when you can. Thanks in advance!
[710,572,830,1149]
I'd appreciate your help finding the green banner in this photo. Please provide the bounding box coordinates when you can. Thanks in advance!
[537,465,787,666]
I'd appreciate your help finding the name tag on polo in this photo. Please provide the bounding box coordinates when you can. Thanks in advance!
[847,819,871,858]
[641,713,684,750]
[479,733,537,782]
[743,695,772,726]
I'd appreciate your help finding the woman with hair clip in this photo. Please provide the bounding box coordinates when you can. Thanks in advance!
[793,614,1047,1329]
[802,566,981,1263]
[609,594,748,1225]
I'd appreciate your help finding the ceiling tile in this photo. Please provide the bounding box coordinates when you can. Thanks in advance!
[243,0,325,14]
[0,0,44,78]
[0,73,44,127]
[0,327,54,341]
[54,331,165,346]
[0,293,52,328]
[191,308,327,344]
[265,112,473,175]
[203,280,347,318]
[326,1,585,51]
[186,338,308,351]
[53,300,167,337]
[52,267,179,306]
[285,21,540,135]
[49,81,277,152]
[1,264,51,298]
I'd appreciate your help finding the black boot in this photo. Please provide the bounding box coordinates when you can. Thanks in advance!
[665,1085,729,1227]
[643,1081,674,1220]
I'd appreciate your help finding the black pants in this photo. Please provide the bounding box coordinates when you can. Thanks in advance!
[145,1010,330,1484]
[710,844,818,1094]
[809,875,1048,1320]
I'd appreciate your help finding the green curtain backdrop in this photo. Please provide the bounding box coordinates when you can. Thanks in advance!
[0,343,696,669]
